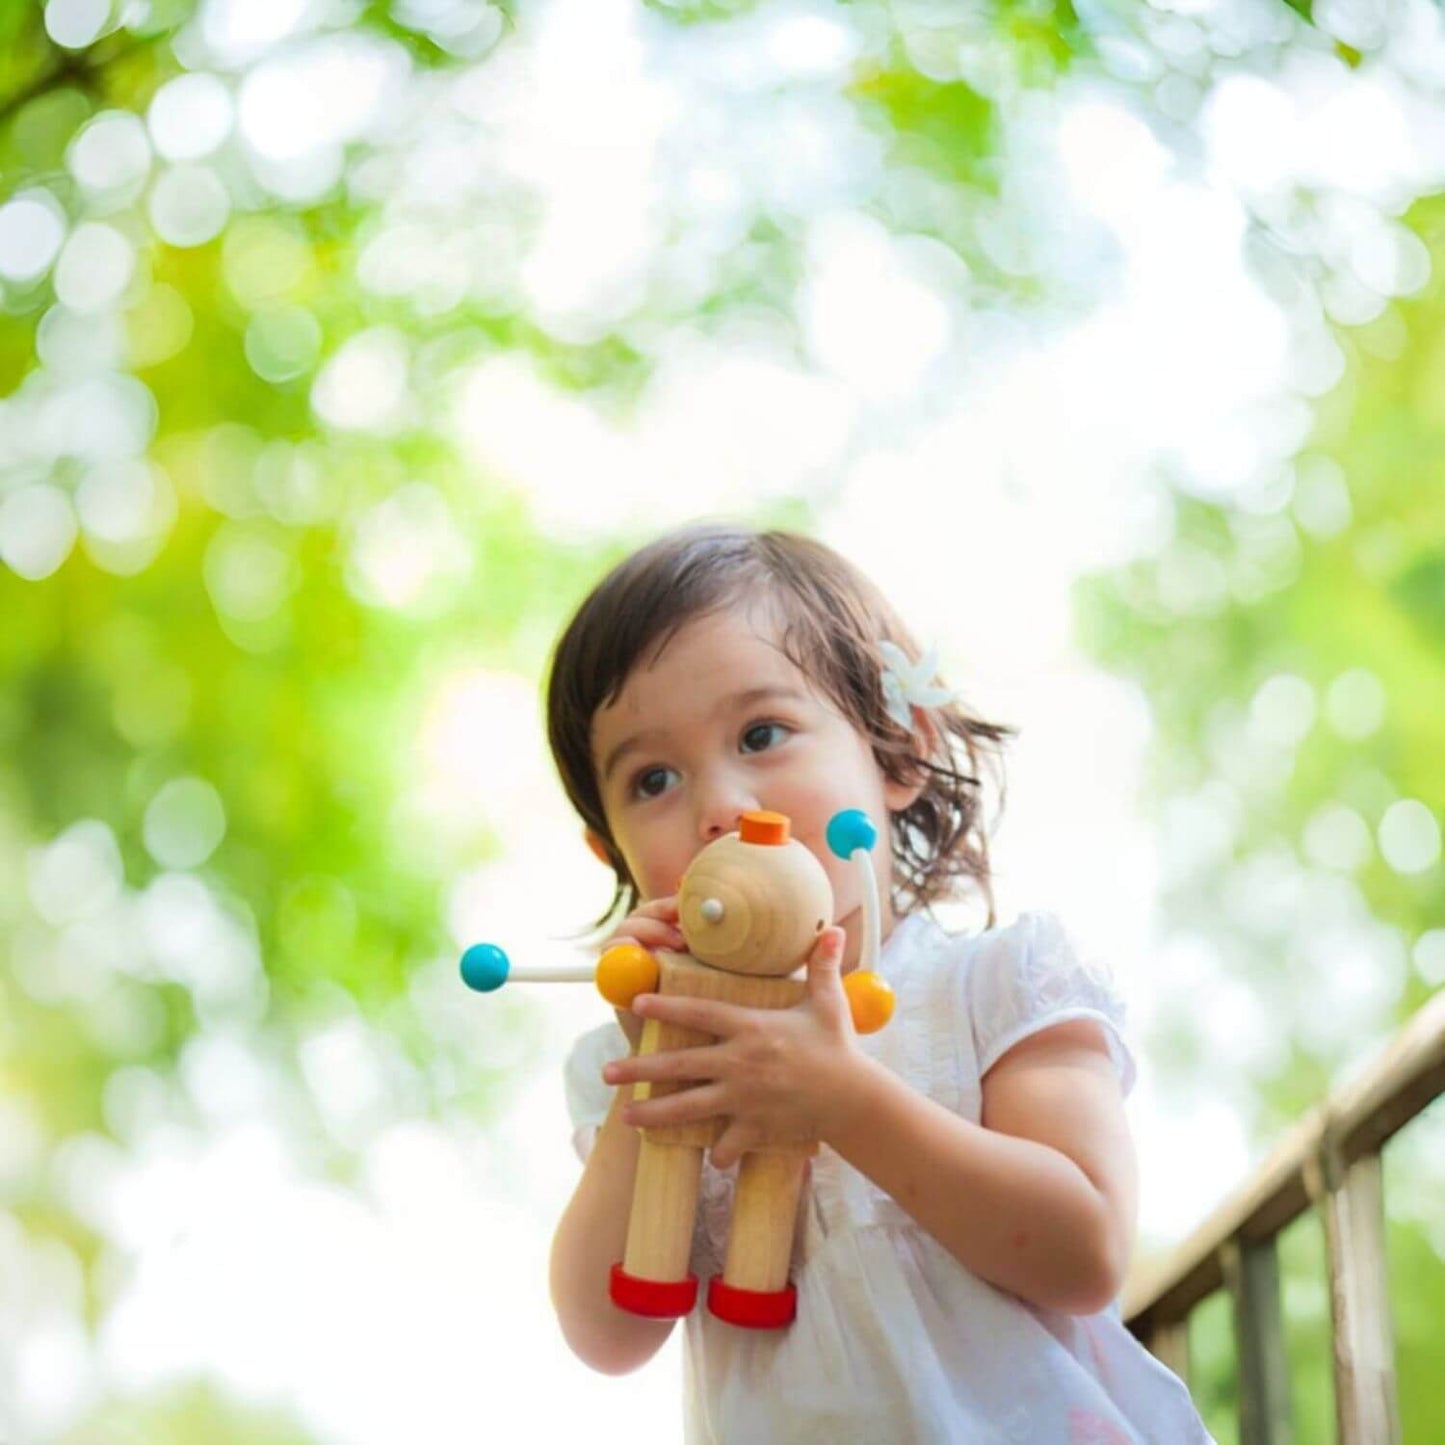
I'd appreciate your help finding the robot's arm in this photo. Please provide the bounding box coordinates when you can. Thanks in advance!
[827,808,896,1036]
[460,940,660,1009]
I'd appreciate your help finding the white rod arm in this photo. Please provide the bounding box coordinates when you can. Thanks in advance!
[852,847,881,975]
[460,942,596,993]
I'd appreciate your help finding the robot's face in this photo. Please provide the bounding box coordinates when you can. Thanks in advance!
[678,832,832,977]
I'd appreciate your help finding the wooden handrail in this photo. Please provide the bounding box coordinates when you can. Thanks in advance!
[1123,986,1445,1332]
[1122,986,1445,1445]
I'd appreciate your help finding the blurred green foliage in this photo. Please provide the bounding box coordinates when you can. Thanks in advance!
[3,0,1442,1439]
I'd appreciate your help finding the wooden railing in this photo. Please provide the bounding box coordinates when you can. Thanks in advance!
[1123,988,1445,1445]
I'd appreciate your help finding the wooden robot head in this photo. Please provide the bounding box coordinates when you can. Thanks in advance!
[677,810,833,977]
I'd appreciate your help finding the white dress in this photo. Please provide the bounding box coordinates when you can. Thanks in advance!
[564,910,1215,1444]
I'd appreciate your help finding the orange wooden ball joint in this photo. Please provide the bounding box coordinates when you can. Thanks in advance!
[595,942,660,1008]
[843,969,895,1033]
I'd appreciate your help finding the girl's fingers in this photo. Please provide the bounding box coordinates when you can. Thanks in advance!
[709,1124,753,1173]
[604,1043,725,1087]
[605,918,686,951]
[623,1082,727,1130]
[631,992,747,1034]
[601,897,686,953]
[806,926,847,996]
[634,895,680,920]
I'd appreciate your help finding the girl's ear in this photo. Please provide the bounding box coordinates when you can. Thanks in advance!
[584,828,613,867]
[883,709,940,813]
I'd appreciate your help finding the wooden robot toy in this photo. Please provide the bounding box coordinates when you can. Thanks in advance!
[461,806,894,1329]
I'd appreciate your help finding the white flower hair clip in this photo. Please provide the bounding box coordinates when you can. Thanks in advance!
[877,641,955,732]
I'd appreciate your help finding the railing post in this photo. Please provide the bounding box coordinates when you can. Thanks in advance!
[1145,1318,1190,1386]
[1306,1145,1401,1445]
[1221,1236,1293,1445]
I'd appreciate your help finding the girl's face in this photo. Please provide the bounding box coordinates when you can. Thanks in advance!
[587,605,923,967]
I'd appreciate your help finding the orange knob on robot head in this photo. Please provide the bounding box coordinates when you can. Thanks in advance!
[738,810,789,846]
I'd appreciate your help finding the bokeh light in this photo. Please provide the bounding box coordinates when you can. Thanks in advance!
[0,192,67,284]
[52,223,136,313]
[147,72,235,161]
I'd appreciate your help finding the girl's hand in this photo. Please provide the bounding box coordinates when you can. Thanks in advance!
[600,926,862,1169]
[601,896,686,1051]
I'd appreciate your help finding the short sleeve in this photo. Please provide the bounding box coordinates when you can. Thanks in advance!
[967,912,1137,1096]
[562,1020,628,1163]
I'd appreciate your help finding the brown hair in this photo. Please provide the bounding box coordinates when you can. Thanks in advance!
[546,523,1013,934]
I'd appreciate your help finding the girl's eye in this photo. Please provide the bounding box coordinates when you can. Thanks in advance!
[741,721,789,754]
[632,765,677,800]
[627,724,788,800]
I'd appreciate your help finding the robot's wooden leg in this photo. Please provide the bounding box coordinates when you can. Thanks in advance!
[610,1138,704,1318]
[708,1150,807,1329]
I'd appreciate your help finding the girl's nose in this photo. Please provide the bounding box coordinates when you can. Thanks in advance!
[701,811,742,842]
[696,774,757,842]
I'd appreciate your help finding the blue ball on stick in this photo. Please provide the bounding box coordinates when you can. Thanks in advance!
[826,808,877,860]
[460,942,510,993]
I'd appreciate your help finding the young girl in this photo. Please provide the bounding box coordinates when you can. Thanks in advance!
[546,524,1213,1443]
